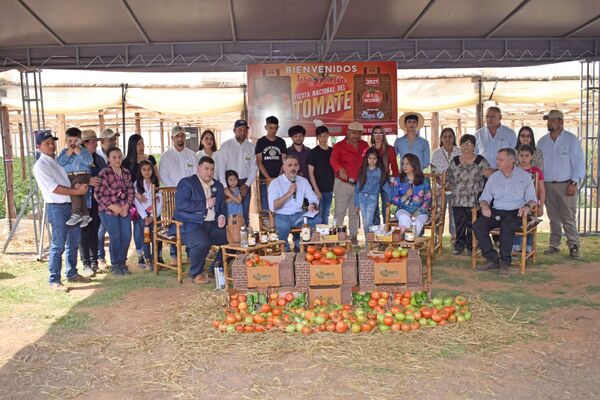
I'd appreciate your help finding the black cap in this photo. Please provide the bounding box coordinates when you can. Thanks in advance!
[234,119,249,129]
[35,129,58,145]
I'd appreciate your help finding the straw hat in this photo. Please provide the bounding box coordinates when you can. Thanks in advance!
[398,112,425,132]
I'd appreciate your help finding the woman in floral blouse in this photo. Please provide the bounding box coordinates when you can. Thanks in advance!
[446,134,490,255]
[389,154,432,236]
[95,147,135,276]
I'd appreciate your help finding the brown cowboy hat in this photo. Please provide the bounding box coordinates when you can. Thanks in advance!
[398,112,425,132]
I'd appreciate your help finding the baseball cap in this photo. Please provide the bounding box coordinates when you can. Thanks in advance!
[347,121,364,132]
[171,125,186,137]
[543,110,564,120]
[35,129,58,145]
[234,119,249,129]
[99,128,120,139]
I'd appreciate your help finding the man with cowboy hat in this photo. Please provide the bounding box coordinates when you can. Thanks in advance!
[394,112,430,169]
[330,121,369,244]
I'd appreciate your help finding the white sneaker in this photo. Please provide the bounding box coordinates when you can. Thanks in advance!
[80,215,92,228]
[81,265,96,277]
[66,214,83,226]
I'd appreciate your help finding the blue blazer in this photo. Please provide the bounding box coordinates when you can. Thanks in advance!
[171,175,227,235]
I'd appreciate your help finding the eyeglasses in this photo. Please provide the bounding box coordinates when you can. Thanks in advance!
[372,131,385,136]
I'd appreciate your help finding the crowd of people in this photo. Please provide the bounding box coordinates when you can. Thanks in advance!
[33,107,586,290]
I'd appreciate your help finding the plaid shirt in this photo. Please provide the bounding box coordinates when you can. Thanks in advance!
[94,166,134,215]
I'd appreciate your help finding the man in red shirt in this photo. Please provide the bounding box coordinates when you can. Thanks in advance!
[330,121,370,243]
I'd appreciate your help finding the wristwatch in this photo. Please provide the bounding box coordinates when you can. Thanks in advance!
[569,180,578,186]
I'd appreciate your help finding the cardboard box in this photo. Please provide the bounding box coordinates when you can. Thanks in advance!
[309,285,353,304]
[309,264,342,286]
[245,254,295,288]
[373,259,407,284]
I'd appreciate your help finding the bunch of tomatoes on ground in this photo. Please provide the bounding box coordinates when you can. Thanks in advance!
[304,245,347,264]
[212,290,472,334]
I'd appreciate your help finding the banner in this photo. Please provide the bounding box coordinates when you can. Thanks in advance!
[247,61,397,137]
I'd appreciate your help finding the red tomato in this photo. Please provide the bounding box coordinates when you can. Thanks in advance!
[306,246,316,255]
[313,252,322,260]
[277,298,287,307]
[335,321,349,333]
[285,292,295,302]
[235,324,244,333]
[383,316,394,326]
[333,246,346,257]
[261,304,271,313]
[400,323,411,332]
[371,291,381,300]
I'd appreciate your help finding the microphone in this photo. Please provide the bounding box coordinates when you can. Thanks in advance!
[291,176,296,199]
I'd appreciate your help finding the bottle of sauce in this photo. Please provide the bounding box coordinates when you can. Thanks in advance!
[301,217,311,242]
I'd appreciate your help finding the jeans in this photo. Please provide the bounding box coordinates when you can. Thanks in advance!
[259,180,269,211]
[452,206,473,252]
[241,182,252,226]
[133,217,153,260]
[473,208,520,265]
[97,220,106,260]
[47,203,81,284]
[319,191,333,225]
[358,193,378,237]
[274,211,322,251]
[80,206,100,266]
[372,188,389,226]
[99,212,132,266]
[181,220,227,278]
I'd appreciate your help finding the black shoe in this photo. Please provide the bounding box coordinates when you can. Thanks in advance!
[111,265,125,276]
[67,273,92,283]
[544,246,560,255]
[499,263,511,276]
[121,264,132,275]
[477,260,500,271]
[157,256,165,265]
[466,249,473,256]
[569,245,580,258]
[138,256,147,269]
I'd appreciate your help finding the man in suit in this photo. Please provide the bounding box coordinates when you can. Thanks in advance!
[172,156,227,284]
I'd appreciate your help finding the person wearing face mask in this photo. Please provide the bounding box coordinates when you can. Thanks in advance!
[537,110,585,258]
[394,112,430,169]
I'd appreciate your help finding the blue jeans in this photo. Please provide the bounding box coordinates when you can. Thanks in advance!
[373,188,389,226]
[47,203,81,284]
[274,211,322,251]
[241,183,252,226]
[259,180,269,211]
[97,219,106,260]
[99,212,132,266]
[133,217,152,260]
[319,191,333,225]
[181,220,227,278]
[358,193,378,237]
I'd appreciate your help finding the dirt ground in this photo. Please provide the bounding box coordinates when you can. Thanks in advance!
[0,251,599,399]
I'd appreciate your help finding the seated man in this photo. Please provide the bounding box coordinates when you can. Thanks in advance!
[473,148,537,276]
[172,156,227,284]
[268,155,321,251]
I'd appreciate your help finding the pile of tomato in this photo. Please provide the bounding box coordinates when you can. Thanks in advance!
[304,245,346,265]
[212,290,472,334]
[370,246,409,263]
[245,253,276,268]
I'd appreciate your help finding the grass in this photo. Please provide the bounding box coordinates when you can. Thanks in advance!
[477,270,556,284]
[433,267,466,286]
[585,285,600,294]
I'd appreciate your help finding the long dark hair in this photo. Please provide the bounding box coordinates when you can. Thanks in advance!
[357,147,388,190]
[439,127,457,148]
[198,129,217,152]
[135,160,159,194]
[399,154,425,186]
[369,125,389,168]
[124,134,144,170]
[516,126,536,150]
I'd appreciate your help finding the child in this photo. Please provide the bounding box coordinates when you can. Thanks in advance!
[355,148,390,237]
[224,170,243,217]
[57,127,93,227]
[513,144,545,253]
[133,160,162,270]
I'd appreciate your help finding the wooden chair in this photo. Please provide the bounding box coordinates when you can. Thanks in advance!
[256,177,302,239]
[151,186,187,283]
[470,173,541,274]
[384,172,446,256]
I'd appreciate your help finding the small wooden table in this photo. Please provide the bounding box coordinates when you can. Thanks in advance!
[367,236,433,284]
[220,240,286,289]
[299,239,353,253]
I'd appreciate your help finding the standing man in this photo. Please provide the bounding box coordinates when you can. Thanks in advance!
[308,126,334,224]
[537,110,585,258]
[287,125,311,179]
[474,106,517,169]
[96,128,120,270]
[159,126,199,266]
[330,121,370,243]
[216,119,258,225]
[394,112,430,169]
[254,116,287,210]
[172,157,227,284]
[32,130,92,291]
[473,148,537,276]
[268,155,321,251]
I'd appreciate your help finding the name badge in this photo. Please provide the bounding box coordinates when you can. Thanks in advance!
[244,153,252,161]
[186,161,194,169]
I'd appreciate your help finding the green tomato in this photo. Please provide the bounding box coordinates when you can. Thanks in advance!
[432,297,443,306]
[464,311,472,321]
[377,313,385,323]
[379,324,391,333]
[443,297,454,307]
[418,318,428,326]
[244,316,254,325]
[295,322,305,332]
[394,312,406,321]
[285,324,296,333]
[457,315,466,323]
[315,316,326,325]
[351,323,362,333]
[226,325,236,333]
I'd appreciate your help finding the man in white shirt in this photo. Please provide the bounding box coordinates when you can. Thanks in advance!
[32,130,93,291]
[269,155,320,251]
[474,107,517,170]
[216,119,258,225]
[158,126,199,265]
[159,126,199,187]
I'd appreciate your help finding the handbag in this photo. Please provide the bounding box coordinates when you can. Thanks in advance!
[129,205,140,222]
[226,214,242,244]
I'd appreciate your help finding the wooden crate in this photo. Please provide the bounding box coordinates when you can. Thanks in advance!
[309,285,353,304]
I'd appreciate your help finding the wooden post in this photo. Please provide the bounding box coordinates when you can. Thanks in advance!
[456,108,462,139]
[431,112,440,149]
[56,114,67,150]
[135,112,141,134]
[476,78,483,130]
[159,119,165,154]
[1,106,17,222]
[98,109,105,131]
[17,116,26,180]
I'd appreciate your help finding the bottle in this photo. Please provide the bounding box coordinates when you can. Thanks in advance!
[247,227,256,246]
[405,216,417,242]
[260,231,269,244]
[215,265,225,290]
[240,226,248,248]
[301,217,311,242]
[144,226,151,244]
[269,228,278,242]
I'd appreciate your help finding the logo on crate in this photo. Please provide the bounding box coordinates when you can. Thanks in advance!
[380,268,401,278]
[315,270,336,279]
[252,272,274,281]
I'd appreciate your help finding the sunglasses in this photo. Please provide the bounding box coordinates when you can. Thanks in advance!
[372,131,385,136]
